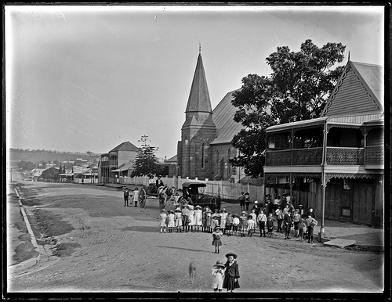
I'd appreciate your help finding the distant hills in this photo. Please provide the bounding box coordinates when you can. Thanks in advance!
[8,148,100,166]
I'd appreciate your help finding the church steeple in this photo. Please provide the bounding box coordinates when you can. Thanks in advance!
[185,50,212,113]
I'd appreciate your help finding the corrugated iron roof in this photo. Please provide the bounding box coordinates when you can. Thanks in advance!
[210,90,243,145]
[351,61,383,109]
[165,155,177,163]
[110,141,139,152]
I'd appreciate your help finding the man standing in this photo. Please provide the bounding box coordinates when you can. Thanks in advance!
[244,192,250,212]
[123,187,129,207]
[133,187,139,207]
[239,192,245,211]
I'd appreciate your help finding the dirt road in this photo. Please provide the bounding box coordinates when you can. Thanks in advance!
[8,182,383,292]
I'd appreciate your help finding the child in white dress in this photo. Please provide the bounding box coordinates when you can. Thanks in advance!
[211,260,225,292]
[160,209,167,233]
[174,208,183,232]
[167,210,175,233]
[194,205,203,232]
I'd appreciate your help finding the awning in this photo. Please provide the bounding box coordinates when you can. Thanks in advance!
[326,173,381,182]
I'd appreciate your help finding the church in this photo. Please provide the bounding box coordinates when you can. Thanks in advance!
[175,50,243,181]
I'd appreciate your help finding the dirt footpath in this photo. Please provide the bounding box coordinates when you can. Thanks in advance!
[8,182,383,293]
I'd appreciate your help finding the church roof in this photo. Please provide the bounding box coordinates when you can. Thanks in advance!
[210,90,243,145]
[322,60,383,117]
[110,141,139,152]
[185,53,212,113]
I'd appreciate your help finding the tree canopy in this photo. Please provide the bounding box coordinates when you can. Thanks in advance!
[231,39,346,177]
[131,136,162,177]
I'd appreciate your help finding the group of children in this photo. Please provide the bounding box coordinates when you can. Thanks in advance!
[159,201,319,244]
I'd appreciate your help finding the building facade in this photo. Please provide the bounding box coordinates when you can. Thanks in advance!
[98,141,139,184]
[264,60,384,227]
[176,51,244,181]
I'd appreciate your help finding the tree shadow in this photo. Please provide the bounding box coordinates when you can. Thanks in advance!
[156,245,207,253]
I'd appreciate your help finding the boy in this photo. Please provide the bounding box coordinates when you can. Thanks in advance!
[246,215,256,237]
[267,213,274,238]
[305,215,318,243]
[257,210,267,237]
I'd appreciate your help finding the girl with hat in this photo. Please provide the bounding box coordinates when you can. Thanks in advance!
[223,252,240,292]
[174,208,183,232]
[159,209,167,233]
[212,226,223,254]
[194,205,203,232]
[211,260,225,292]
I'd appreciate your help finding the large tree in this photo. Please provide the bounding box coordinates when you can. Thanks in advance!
[231,39,346,177]
[131,136,161,177]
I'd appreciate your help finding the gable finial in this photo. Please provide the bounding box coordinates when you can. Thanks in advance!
[348,51,351,62]
[199,42,201,54]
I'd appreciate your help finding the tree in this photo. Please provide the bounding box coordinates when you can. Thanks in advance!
[17,160,35,171]
[131,136,161,177]
[231,39,346,177]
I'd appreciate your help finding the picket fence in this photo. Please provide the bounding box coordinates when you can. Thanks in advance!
[119,175,265,202]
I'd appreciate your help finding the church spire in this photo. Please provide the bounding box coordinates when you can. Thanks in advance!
[185,47,212,113]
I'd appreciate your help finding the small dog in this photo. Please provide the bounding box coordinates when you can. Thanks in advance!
[188,262,196,281]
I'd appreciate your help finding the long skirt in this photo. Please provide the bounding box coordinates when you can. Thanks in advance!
[223,276,240,290]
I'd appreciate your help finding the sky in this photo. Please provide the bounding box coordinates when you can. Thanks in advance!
[6,5,384,159]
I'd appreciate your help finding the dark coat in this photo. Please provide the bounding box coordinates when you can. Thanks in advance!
[223,261,240,290]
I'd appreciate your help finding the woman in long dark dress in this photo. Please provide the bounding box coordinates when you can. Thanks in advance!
[223,252,240,292]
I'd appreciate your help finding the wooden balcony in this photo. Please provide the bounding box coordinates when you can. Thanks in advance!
[364,145,384,167]
[266,147,322,166]
[326,147,364,165]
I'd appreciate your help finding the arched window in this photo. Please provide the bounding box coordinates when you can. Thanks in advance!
[201,143,205,168]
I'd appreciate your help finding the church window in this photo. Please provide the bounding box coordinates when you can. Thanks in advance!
[201,143,205,168]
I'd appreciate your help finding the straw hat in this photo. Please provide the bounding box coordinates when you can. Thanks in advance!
[241,211,247,214]
[225,252,237,259]
[195,205,202,209]
[213,260,225,268]
[175,208,181,212]
[205,208,212,213]
[254,200,258,204]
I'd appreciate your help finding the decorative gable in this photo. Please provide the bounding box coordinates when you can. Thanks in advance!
[322,61,383,117]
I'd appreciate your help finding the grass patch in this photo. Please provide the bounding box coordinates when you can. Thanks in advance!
[52,242,81,257]
[32,209,74,238]
[13,242,39,264]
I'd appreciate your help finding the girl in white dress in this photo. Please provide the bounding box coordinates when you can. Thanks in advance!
[167,210,175,233]
[188,205,195,232]
[174,208,183,232]
[159,209,167,233]
[194,205,203,232]
[220,209,228,234]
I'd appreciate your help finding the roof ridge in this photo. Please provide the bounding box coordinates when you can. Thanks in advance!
[350,61,383,68]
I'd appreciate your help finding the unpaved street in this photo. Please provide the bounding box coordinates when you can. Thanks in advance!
[8,182,383,292]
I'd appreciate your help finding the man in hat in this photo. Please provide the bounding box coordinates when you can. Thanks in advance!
[211,260,225,292]
[244,192,250,211]
[223,252,240,292]
[123,187,129,207]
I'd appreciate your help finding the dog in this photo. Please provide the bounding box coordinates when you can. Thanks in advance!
[188,261,196,281]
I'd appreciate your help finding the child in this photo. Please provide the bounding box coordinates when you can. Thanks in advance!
[188,205,195,232]
[232,214,240,236]
[174,208,183,232]
[225,213,233,236]
[220,209,228,235]
[267,213,274,238]
[211,261,225,292]
[205,207,212,233]
[160,209,167,233]
[275,208,284,233]
[250,209,257,233]
[283,210,292,239]
[211,214,220,233]
[246,215,256,237]
[202,208,207,232]
[305,215,318,243]
[212,227,223,253]
[293,209,301,237]
[239,211,247,237]
[167,210,175,233]
[194,205,203,232]
[257,210,267,237]
[182,205,188,232]
[298,217,306,241]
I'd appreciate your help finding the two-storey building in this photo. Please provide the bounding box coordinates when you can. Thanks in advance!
[264,60,384,227]
[98,141,139,184]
